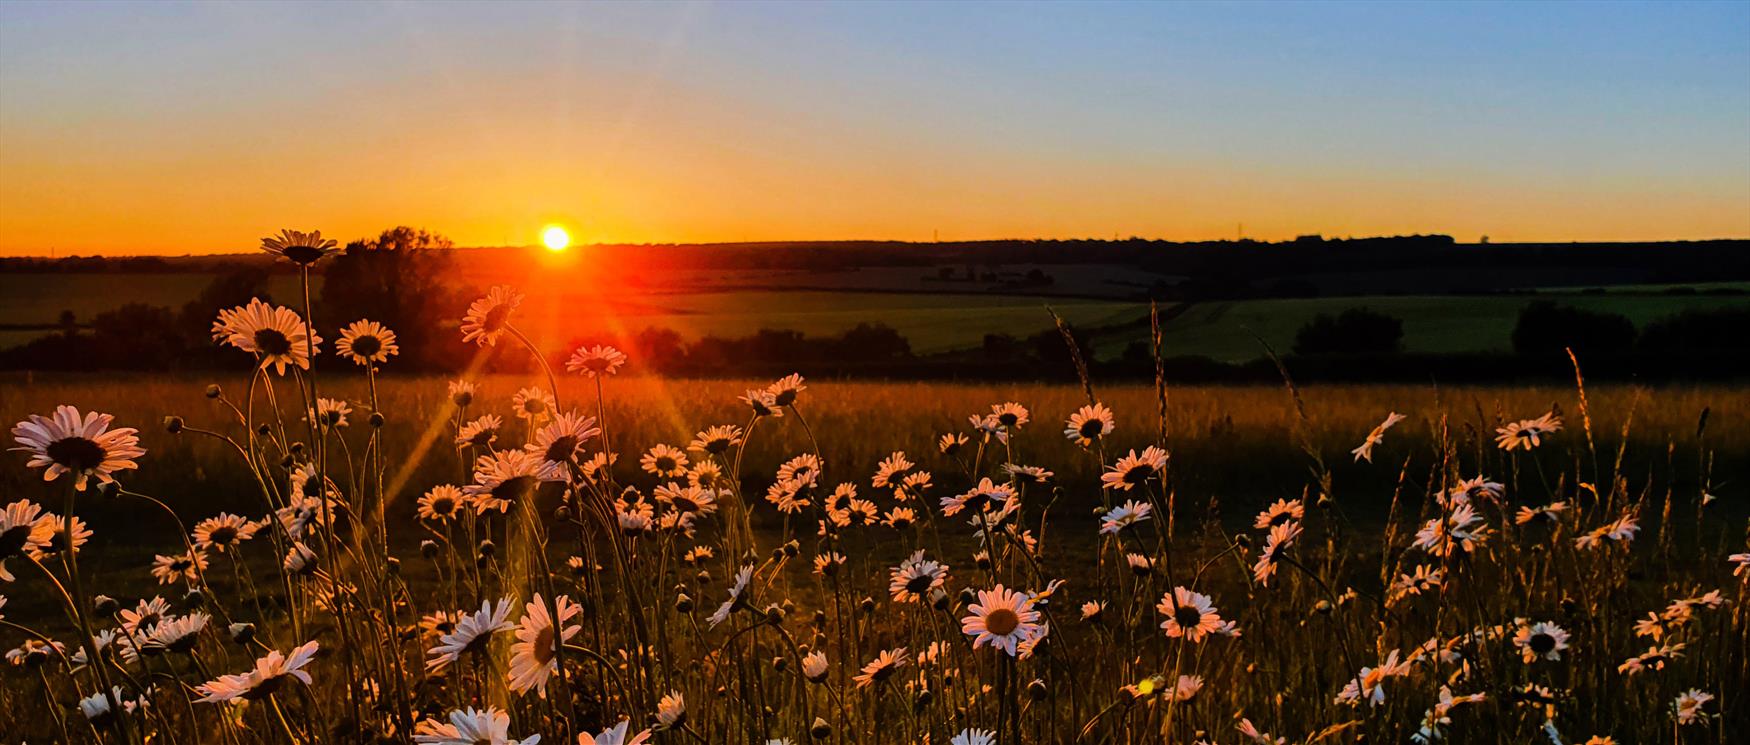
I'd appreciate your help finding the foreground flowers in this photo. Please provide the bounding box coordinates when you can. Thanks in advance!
[961,585,1045,656]
[414,706,541,745]
[195,641,320,702]
[11,406,144,491]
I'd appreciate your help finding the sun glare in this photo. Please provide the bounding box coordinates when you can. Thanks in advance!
[541,225,571,252]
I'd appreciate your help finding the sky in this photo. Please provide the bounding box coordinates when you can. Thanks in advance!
[1,1,1747,256]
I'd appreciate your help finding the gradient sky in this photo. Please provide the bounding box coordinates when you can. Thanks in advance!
[2,1,1747,256]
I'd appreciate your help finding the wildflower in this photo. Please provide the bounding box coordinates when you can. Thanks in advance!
[283,542,319,575]
[1730,552,1749,577]
[1388,565,1444,604]
[641,444,690,478]
[418,485,467,522]
[565,344,627,377]
[1125,553,1155,575]
[1515,501,1567,525]
[465,449,545,513]
[952,730,996,745]
[960,585,1044,656]
[214,299,322,374]
[1079,601,1106,623]
[1157,587,1226,642]
[1254,498,1304,529]
[1618,643,1684,675]
[1673,689,1713,725]
[1100,446,1167,490]
[1412,686,1488,744]
[150,551,207,585]
[709,565,755,627]
[528,412,602,479]
[11,406,144,491]
[991,402,1030,429]
[413,706,540,745]
[1352,411,1406,462]
[741,389,783,418]
[508,594,583,696]
[1336,650,1410,707]
[854,647,908,688]
[456,414,503,449]
[871,451,914,490]
[1513,621,1572,663]
[883,506,917,529]
[687,425,743,456]
[1100,500,1153,535]
[448,379,477,407]
[195,640,320,702]
[512,387,556,424]
[0,500,54,580]
[119,597,172,635]
[656,483,718,519]
[1496,411,1563,451]
[802,650,830,682]
[1004,463,1054,484]
[259,229,338,265]
[582,720,650,745]
[426,598,515,673]
[192,513,260,553]
[79,686,143,726]
[1064,403,1116,446]
[335,319,398,366]
[142,612,210,654]
[938,432,969,454]
[1445,476,1505,507]
[1576,514,1639,550]
[656,691,686,729]
[1237,718,1287,745]
[767,373,807,407]
[941,478,1014,517]
[1253,521,1302,586]
[890,550,949,604]
[1412,503,1490,557]
[460,286,524,347]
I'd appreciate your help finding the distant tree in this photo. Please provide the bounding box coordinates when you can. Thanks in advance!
[1637,306,1750,359]
[632,327,684,373]
[1510,301,1635,359]
[1029,326,1094,376]
[320,226,458,370]
[91,303,186,369]
[835,323,911,362]
[1292,308,1403,356]
[981,333,1023,362]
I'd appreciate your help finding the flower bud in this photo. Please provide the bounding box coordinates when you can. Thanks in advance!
[93,595,119,616]
[163,416,184,434]
[205,384,223,399]
[420,540,439,558]
[257,423,272,437]
[764,605,785,624]
[772,656,787,672]
[368,412,385,428]
[1313,600,1333,615]
[782,540,800,557]
[810,718,832,740]
[229,622,256,644]
[858,597,875,615]
[182,588,206,608]
[1028,679,1048,701]
[386,557,401,576]
[477,539,496,557]
[675,594,694,613]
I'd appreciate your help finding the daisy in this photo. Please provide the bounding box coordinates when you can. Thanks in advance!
[1064,403,1116,446]
[1446,476,1505,507]
[456,414,502,449]
[1238,718,1287,745]
[1413,503,1490,557]
[448,379,477,407]
[1336,650,1410,707]
[1168,674,1202,702]
[991,402,1030,429]
[1618,643,1684,675]
[78,686,142,726]
[507,594,583,696]
[889,550,949,603]
[1125,553,1155,576]
[464,449,545,513]
[883,506,917,529]
[426,598,515,673]
[1080,601,1106,622]
[195,640,319,702]
[1673,689,1713,725]
[0,500,54,580]
[672,429,736,463]
[142,612,210,654]
[1003,463,1053,486]
[656,691,686,729]
[1576,514,1640,550]
[1099,500,1152,535]
[656,483,718,518]
[259,229,338,265]
[641,444,689,478]
[565,344,627,377]
[1388,565,1444,605]
[1513,621,1572,663]
[1157,587,1225,642]
[150,551,207,585]
[962,585,1045,656]
[952,730,995,745]
[1254,498,1305,529]
[1495,411,1563,451]
[854,647,908,688]
[1730,552,1750,577]
[1515,501,1567,525]
[512,387,556,423]
[1252,521,1302,586]
[709,565,755,627]
[741,389,783,418]
[777,453,823,483]
[1351,411,1406,462]
[1100,446,1167,490]
[938,432,969,455]
[413,706,540,745]
[418,485,468,522]
[527,411,602,477]
[192,513,259,553]
[812,553,846,577]
[120,597,172,634]
[872,451,914,489]
[767,373,806,407]
[583,720,650,745]
[940,478,1014,517]
[11,406,144,491]
[215,299,322,374]
[802,650,830,682]
[461,286,524,347]
[335,319,398,366]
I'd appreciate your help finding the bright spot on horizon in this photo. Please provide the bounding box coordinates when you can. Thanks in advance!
[542,225,571,252]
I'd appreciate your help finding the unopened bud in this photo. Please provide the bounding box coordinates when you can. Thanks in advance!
[205,384,223,399]
[163,416,184,434]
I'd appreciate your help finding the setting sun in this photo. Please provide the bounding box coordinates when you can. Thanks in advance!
[541,225,571,252]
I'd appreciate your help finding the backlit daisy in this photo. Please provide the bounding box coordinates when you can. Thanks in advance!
[802,650,830,682]
[1158,586,1225,642]
[119,597,172,634]
[448,379,477,407]
[952,730,995,745]
[1254,498,1305,529]
[1515,501,1568,525]
[741,389,783,418]
[990,402,1030,430]
[215,299,322,374]
[767,373,806,407]
[872,451,914,489]
[1673,689,1713,725]
[456,414,502,449]
[1336,650,1410,707]
[418,485,467,522]
[259,229,338,265]
[641,444,689,478]
[1064,403,1116,446]
[335,319,398,366]
[11,406,144,491]
[413,706,540,745]
[656,691,686,729]
[308,398,351,430]
[709,565,755,627]
[940,477,1014,517]
[1099,500,1152,535]
[527,411,601,478]
[1513,621,1572,663]
[150,551,207,585]
[465,449,546,513]
[0,500,53,580]
[565,344,627,377]
[854,647,908,688]
[1351,411,1406,462]
[938,432,969,455]
[1252,521,1302,586]
[426,598,514,673]
[961,585,1045,656]
[460,286,524,347]
[583,720,650,745]
[1004,463,1053,484]
[687,425,744,456]
[889,550,949,603]
[142,612,209,654]
[511,387,556,423]
[1496,411,1563,451]
[507,594,583,696]
[192,513,259,553]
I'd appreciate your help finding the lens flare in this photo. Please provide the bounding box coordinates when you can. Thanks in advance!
[541,225,570,252]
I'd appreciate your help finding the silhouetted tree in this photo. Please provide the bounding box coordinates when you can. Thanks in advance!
[1293,308,1403,355]
[1638,306,1750,360]
[836,323,911,362]
[1510,301,1634,359]
[320,226,458,370]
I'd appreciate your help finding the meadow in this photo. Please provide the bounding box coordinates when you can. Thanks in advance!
[0,258,1744,744]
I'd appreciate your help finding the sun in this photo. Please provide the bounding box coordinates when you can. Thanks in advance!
[541,225,571,252]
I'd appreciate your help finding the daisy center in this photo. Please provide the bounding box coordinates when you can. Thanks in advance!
[482,305,512,333]
[209,526,238,545]
[0,526,32,557]
[1174,606,1203,629]
[544,436,579,463]
[491,475,538,504]
[47,437,107,471]
[984,608,1021,637]
[1529,633,1556,654]
[1079,420,1104,438]
[253,328,293,356]
[350,335,381,357]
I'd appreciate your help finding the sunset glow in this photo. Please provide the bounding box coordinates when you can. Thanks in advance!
[542,225,571,252]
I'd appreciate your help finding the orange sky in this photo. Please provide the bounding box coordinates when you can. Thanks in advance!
[2,3,1747,256]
